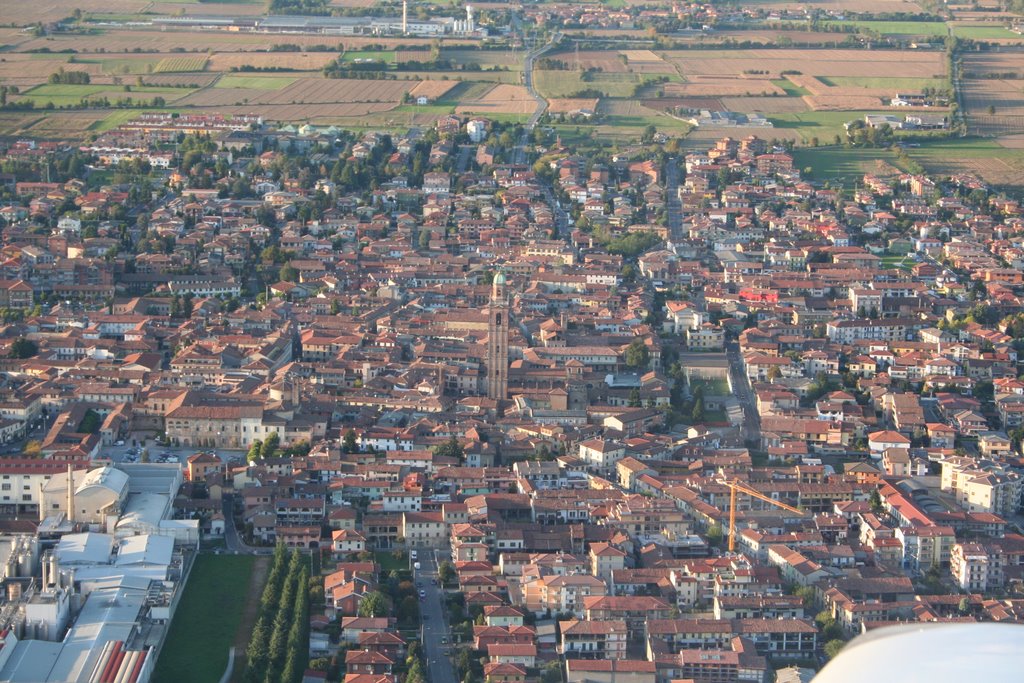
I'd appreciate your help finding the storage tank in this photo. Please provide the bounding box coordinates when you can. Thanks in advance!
[18,553,31,578]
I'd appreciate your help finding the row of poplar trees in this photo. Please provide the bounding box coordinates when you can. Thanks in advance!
[245,545,310,683]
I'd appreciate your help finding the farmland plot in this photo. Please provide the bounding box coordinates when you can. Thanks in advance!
[455,84,536,115]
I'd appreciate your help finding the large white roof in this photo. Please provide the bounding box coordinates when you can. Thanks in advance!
[55,532,114,566]
[814,623,1024,683]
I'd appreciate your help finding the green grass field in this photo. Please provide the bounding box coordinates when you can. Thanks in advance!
[791,147,906,183]
[770,110,898,143]
[89,109,145,131]
[880,255,914,271]
[375,550,408,572]
[216,74,297,89]
[535,70,648,98]
[817,76,949,91]
[17,84,190,107]
[824,21,948,37]
[951,25,1024,40]
[772,77,811,97]
[154,555,256,683]
[342,50,396,64]
[75,57,160,75]
[689,377,731,396]
[906,137,1017,162]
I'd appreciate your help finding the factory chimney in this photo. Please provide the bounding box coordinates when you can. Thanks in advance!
[66,463,74,524]
[402,0,408,35]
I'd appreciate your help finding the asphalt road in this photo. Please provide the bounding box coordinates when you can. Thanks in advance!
[417,548,456,683]
[727,341,760,444]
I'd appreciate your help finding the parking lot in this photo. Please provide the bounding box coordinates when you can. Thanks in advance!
[100,433,247,469]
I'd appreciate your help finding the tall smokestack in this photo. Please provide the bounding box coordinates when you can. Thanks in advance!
[37,480,45,522]
[66,463,74,524]
[402,0,408,35]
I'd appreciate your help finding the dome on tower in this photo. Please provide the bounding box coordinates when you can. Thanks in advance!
[493,271,506,286]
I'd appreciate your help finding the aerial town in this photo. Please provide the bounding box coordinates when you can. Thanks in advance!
[0,0,1023,682]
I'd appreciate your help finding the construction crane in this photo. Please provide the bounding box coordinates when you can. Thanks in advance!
[725,480,805,553]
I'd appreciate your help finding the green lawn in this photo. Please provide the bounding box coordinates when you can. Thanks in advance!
[880,255,914,271]
[342,50,396,64]
[154,554,255,683]
[689,377,731,396]
[772,77,811,97]
[824,20,948,37]
[216,74,297,89]
[791,147,907,183]
[770,110,897,143]
[817,76,949,91]
[375,550,409,572]
[951,26,1024,40]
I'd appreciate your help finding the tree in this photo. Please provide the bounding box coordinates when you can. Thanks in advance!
[23,440,41,458]
[433,436,465,462]
[247,440,263,462]
[438,560,455,585]
[140,447,150,463]
[767,366,782,382]
[869,488,883,513]
[9,337,37,359]
[705,524,723,548]
[358,591,391,618]
[342,428,358,454]
[540,660,563,683]
[77,409,101,434]
[279,263,299,282]
[628,387,642,407]
[263,431,280,459]
[398,595,420,623]
[824,639,846,660]
[691,396,705,423]
[624,339,650,370]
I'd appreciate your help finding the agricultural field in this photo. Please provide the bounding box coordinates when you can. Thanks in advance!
[791,147,907,183]
[659,49,945,80]
[14,84,194,108]
[905,137,1024,188]
[215,75,299,90]
[207,51,340,72]
[154,56,210,73]
[534,70,662,98]
[950,23,1024,40]
[961,53,1024,137]
[749,0,926,11]
[455,83,536,115]
[823,21,948,37]
[439,48,523,70]
[548,98,601,114]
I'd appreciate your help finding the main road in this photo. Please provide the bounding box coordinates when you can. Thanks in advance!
[417,547,456,683]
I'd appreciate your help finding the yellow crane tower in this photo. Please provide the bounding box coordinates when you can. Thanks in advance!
[725,480,806,553]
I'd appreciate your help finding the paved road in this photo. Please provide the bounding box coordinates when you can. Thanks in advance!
[417,548,456,683]
[665,157,683,243]
[726,341,759,444]
[455,144,473,173]
[513,26,562,165]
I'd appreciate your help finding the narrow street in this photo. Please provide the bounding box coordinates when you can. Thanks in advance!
[665,156,683,242]
[417,548,456,683]
[726,341,759,445]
